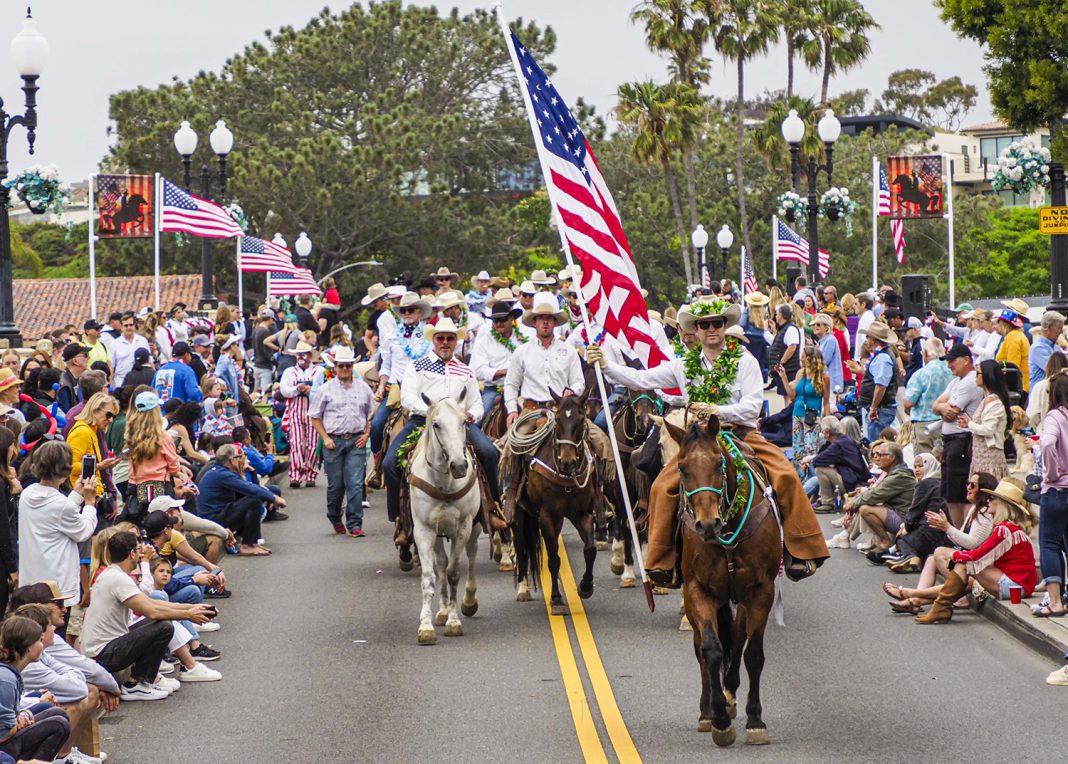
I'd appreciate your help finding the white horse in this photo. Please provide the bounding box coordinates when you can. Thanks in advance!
[410,392,482,645]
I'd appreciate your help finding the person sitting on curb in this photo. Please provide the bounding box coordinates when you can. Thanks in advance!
[195,445,284,556]
[805,416,867,516]
[842,442,915,560]
[0,615,70,763]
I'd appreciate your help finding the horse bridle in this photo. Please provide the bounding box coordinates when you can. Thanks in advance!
[678,454,728,521]
[423,415,470,476]
[622,393,661,441]
[552,417,592,481]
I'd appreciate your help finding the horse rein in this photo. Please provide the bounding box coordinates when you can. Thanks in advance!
[678,437,757,547]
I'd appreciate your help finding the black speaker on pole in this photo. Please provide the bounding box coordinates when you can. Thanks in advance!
[786,266,802,291]
[900,274,931,321]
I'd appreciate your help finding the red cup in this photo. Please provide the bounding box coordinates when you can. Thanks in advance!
[1009,585,1023,604]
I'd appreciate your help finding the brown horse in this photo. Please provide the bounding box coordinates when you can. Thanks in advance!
[511,389,599,614]
[664,416,782,748]
[608,389,661,587]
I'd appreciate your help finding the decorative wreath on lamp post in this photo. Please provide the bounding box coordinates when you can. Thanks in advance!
[992,140,1051,196]
[3,164,71,215]
[776,191,809,223]
[819,186,859,236]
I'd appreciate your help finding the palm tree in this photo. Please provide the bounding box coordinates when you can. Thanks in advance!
[801,0,878,107]
[617,80,696,285]
[752,95,822,172]
[779,0,816,98]
[702,0,781,259]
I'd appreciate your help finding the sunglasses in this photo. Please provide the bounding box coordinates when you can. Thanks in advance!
[695,317,727,330]
[103,411,116,421]
[967,481,978,488]
[399,307,419,315]
[871,451,889,458]
[434,335,457,343]
[336,362,354,368]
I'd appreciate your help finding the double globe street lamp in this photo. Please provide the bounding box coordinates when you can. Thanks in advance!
[173,119,235,311]
[716,224,734,288]
[691,224,709,290]
[781,108,841,286]
[0,9,48,347]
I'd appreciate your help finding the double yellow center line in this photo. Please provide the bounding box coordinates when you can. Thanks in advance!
[540,540,642,763]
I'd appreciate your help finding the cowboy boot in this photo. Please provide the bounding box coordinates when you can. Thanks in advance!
[915,569,968,624]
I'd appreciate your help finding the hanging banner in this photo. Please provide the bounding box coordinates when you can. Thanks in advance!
[886,155,945,219]
[95,173,154,238]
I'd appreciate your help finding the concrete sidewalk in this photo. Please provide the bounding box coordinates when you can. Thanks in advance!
[981,595,1068,663]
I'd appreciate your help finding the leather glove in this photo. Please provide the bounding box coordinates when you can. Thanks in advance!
[687,402,719,420]
[585,344,607,368]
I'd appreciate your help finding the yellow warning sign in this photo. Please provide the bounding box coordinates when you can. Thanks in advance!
[1040,206,1068,235]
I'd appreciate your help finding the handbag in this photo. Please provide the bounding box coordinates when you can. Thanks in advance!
[804,409,819,427]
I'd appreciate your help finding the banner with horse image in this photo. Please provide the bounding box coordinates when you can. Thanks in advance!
[95,173,154,238]
[886,155,945,219]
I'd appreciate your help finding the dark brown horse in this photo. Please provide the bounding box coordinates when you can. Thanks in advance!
[512,389,599,614]
[664,416,782,748]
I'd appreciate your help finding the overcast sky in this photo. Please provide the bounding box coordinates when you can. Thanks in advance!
[2,0,991,180]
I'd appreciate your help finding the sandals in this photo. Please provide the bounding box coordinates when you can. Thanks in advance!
[882,582,904,600]
[1033,605,1067,618]
[889,597,927,614]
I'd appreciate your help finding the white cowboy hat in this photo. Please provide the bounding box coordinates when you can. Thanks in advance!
[385,285,407,299]
[430,266,460,281]
[529,269,557,287]
[485,287,518,308]
[517,280,537,295]
[725,324,749,344]
[663,306,678,330]
[521,292,567,327]
[435,290,467,310]
[677,297,742,334]
[294,340,315,354]
[361,282,388,307]
[475,270,491,281]
[647,309,663,323]
[391,292,433,320]
[332,346,356,364]
[424,317,468,341]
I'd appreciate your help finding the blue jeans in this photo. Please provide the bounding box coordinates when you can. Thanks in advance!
[480,387,499,427]
[369,398,392,454]
[862,405,897,442]
[149,590,198,641]
[322,435,368,530]
[1039,487,1068,585]
[593,386,624,433]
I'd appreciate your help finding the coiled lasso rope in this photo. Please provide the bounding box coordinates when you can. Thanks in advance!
[505,409,557,455]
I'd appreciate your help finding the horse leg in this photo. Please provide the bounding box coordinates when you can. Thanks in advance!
[514,508,535,603]
[743,588,774,746]
[699,621,734,746]
[620,520,636,588]
[610,537,625,576]
[576,511,596,599]
[721,605,742,721]
[433,537,450,627]
[444,525,469,637]
[543,520,567,616]
[413,526,438,645]
[462,521,479,618]
[498,526,515,573]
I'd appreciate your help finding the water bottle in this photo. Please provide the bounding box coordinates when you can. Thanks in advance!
[833,485,843,513]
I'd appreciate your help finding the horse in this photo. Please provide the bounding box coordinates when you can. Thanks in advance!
[408,393,483,645]
[510,388,600,614]
[891,174,941,215]
[101,193,149,235]
[664,415,783,747]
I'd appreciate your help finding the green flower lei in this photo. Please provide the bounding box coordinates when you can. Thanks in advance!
[490,322,526,352]
[718,435,751,520]
[397,425,425,470]
[671,335,686,358]
[682,298,743,405]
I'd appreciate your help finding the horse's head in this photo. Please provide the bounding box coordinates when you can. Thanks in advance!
[664,415,733,542]
[891,174,912,189]
[629,390,661,438]
[549,388,590,476]
[422,390,469,479]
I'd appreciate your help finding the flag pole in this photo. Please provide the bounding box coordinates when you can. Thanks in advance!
[236,240,244,317]
[739,246,745,300]
[88,174,97,320]
[153,173,161,313]
[771,215,778,282]
[945,154,956,309]
[871,155,879,292]
[496,3,651,606]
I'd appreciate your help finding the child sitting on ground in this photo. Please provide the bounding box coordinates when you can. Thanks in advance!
[0,615,70,763]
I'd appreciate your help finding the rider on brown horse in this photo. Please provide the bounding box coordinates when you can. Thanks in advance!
[470,293,524,428]
[586,296,829,587]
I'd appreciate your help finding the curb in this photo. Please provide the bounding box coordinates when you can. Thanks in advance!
[978,596,1068,664]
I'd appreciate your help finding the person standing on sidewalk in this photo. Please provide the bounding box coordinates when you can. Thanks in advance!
[279,341,325,489]
[309,348,374,537]
[933,344,983,527]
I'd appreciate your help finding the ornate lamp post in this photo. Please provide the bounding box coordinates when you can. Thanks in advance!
[691,224,709,291]
[294,231,312,269]
[0,9,48,347]
[716,224,734,288]
[172,119,234,310]
[781,108,841,286]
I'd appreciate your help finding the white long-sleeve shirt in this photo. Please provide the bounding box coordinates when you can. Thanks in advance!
[601,349,764,427]
[504,338,585,413]
[18,483,98,606]
[380,325,431,383]
[566,323,627,366]
[377,311,397,345]
[971,329,999,363]
[109,333,150,387]
[469,329,519,386]
[401,353,482,420]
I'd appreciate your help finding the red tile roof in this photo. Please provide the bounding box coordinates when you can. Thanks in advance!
[13,275,203,341]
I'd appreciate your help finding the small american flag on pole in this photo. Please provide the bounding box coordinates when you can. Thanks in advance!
[159,178,245,239]
[266,268,321,297]
[877,164,907,264]
[774,219,830,277]
[239,236,297,274]
[742,246,759,295]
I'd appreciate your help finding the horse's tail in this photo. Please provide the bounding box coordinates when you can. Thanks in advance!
[513,508,541,592]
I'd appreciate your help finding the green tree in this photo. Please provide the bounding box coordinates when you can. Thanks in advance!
[830,88,869,116]
[779,0,816,99]
[876,70,977,130]
[801,0,878,107]
[956,206,1049,299]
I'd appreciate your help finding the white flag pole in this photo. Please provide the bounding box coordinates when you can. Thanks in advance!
[871,155,879,292]
[153,173,161,313]
[236,240,244,317]
[496,3,649,599]
[771,214,778,282]
[88,174,97,320]
[739,246,746,300]
[944,154,956,309]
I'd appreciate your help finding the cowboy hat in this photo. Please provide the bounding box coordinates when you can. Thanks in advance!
[1000,298,1030,316]
[488,276,511,289]
[485,288,518,308]
[677,298,741,334]
[332,346,356,364]
[662,306,678,329]
[424,317,468,341]
[521,292,567,327]
[487,300,523,321]
[430,266,460,281]
[980,477,1029,514]
[0,368,22,393]
[725,324,749,344]
[475,270,491,282]
[865,321,894,344]
[391,292,433,320]
[361,282,389,307]
[517,280,537,295]
[435,290,467,310]
[529,269,557,287]
[647,309,663,324]
[294,341,315,354]
[355,360,379,386]
[744,291,769,307]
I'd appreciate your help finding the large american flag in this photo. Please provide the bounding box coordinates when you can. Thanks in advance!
[504,29,668,373]
[742,246,759,295]
[877,164,907,264]
[159,177,245,239]
[266,267,321,297]
[774,218,830,277]
[239,236,297,274]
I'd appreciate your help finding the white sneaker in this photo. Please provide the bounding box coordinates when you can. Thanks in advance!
[197,621,221,632]
[119,681,169,701]
[67,746,103,764]
[179,662,222,682]
[857,539,876,552]
[158,661,175,674]
[155,675,180,693]
[830,517,844,528]
[825,531,850,549]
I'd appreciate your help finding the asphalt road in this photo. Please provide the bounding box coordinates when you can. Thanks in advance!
[101,485,1065,763]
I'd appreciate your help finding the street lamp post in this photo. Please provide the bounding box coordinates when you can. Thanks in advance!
[716,225,734,288]
[295,231,312,269]
[781,108,841,287]
[691,224,709,291]
[173,119,234,311]
[1049,163,1068,311]
[0,9,48,347]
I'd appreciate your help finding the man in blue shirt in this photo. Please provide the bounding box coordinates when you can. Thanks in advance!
[858,321,898,442]
[196,444,284,556]
[903,337,953,455]
[1029,310,1065,386]
[153,342,203,404]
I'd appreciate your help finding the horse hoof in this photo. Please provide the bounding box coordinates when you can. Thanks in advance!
[461,598,478,617]
[551,602,569,616]
[712,726,736,747]
[652,586,670,596]
[745,727,769,746]
[610,561,625,575]
[578,583,593,599]
[444,621,463,637]
[417,628,437,645]
[679,615,693,631]
[724,690,737,719]
[498,560,514,572]
[595,540,609,552]
[399,558,415,572]
[434,611,448,627]
[619,576,636,589]
[516,590,533,603]
[697,719,712,732]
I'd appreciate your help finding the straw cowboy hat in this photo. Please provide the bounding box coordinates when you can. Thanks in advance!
[391,292,433,320]
[0,369,22,393]
[677,298,741,334]
[424,317,468,341]
[355,360,380,386]
[474,270,491,282]
[361,282,389,307]
[725,324,749,344]
[647,309,663,324]
[435,290,467,310]
[332,346,356,364]
[517,280,537,295]
[485,288,518,308]
[487,300,523,321]
[522,292,567,327]
[1000,298,1030,316]
[865,320,894,344]
[744,291,769,307]
[294,341,316,355]
[430,266,460,281]
[529,269,557,287]
[663,306,678,329]
[980,477,1029,514]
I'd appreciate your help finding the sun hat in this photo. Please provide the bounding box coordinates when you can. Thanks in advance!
[1000,298,1030,316]
[361,282,389,306]
[744,291,769,307]
[996,308,1023,328]
[663,306,678,330]
[294,341,315,355]
[517,280,537,295]
[980,477,1029,515]
[391,292,433,320]
[0,369,23,393]
[485,288,518,308]
[647,309,663,323]
[147,496,185,514]
[725,324,749,344]
[134,391,162,412]
[865,321,894,344]
[521,292,567,327]
[424,317,468,341]
[677,297,741,334]
[529,269,557,287]
[332,346,356,364]
[385,285,407,299]
[355,360,379,385]
[475,270,491,282]
[435,290,467,310]
[430,266,460,281]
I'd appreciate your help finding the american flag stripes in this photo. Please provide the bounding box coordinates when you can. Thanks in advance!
[877,164,907,264]
[239,236,297,274]
[266,268,321,297]
[159,178,245,239]
[742,246,759,295]
[503,28,668,373]
[774,219,830,277]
